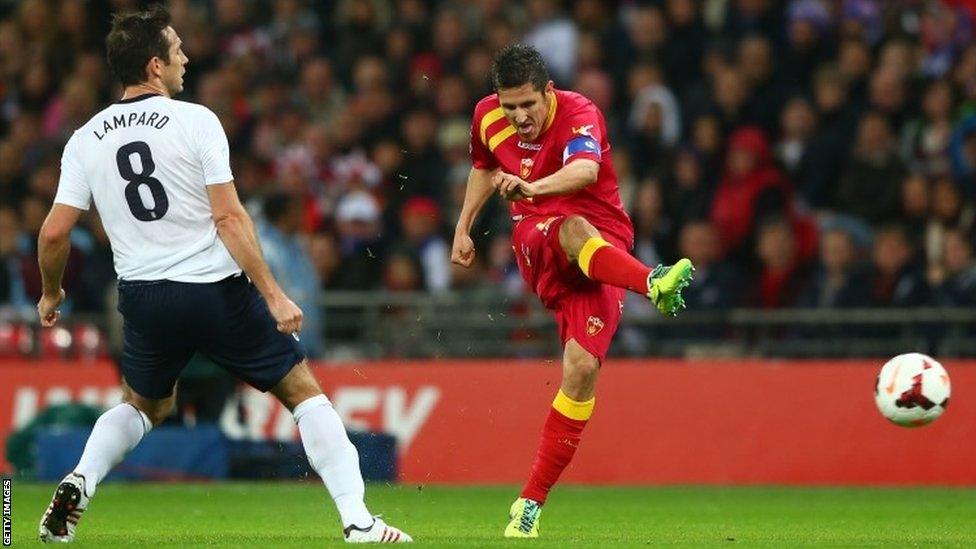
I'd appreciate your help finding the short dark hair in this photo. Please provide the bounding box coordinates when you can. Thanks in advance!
[263,192,298,224]
[490,44,549,92]
[106,4,172,87]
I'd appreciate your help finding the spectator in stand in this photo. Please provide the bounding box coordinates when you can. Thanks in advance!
[393,197,451,293]
[925,176,976,269]
[0,140,27,206]
[689,113,724,178]
[0,206,29,318]
[677,221,742,310]
[737,34,788,134]
[931,228,976,306]
[868,64,911,130]
[383,253,422,293]
[901,173,932,246]
[484,233,524,296]
[837,38,872,107]
[949,112,976,195]
[333,190,383,290]
[710,66,752,133]
[294,57,346,125]
[524,0,578,86]
[834,111,907,224]
[799,226,871,309]
[628,81,682,177]
[631,177,675,268]
[17,194,83,312]
[870,224,930,307]
[662,0,706,92]
[391,109,448,219]
[666,146,714,228]
[748,217,812,309]
[73,214,116,315]
[952,43,976,109]
[783,0,833,91]
[308,230,341,290]
[804,65,858,208]
[711,126,791,262]
[900,79,955,177]
[257,193,324,357]
[775,96,819,208]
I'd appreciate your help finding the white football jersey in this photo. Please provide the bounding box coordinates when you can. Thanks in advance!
[54,94,241,282]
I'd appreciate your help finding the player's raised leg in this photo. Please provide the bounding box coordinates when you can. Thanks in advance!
[560,215,695,316]
[271,361,412,544]
[506,339,598,538]
[39,382,173,543]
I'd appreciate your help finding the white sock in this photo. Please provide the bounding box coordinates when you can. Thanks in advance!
[294,394,373,528]
[73,403,152,497]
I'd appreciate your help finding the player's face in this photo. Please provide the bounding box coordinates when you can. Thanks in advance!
[159,26,188,96]
[497,81,554,142]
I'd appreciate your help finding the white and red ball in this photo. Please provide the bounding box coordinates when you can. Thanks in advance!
[875,353,951,427]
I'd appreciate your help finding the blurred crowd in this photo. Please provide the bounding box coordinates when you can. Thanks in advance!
[4,0,976,356]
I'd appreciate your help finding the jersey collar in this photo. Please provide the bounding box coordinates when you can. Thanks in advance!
[118,93,163,104]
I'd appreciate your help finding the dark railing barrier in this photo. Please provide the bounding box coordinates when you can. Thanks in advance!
[319,291,976,360]
[3,291,975,360]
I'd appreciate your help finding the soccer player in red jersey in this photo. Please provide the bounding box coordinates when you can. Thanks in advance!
[451,44,695,538]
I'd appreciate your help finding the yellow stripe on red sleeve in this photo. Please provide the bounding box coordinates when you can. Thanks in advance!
[488,125,517,152]
[479,107,506,146]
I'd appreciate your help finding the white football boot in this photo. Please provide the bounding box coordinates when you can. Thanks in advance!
[39,472,90,543]
[344,517,413,543]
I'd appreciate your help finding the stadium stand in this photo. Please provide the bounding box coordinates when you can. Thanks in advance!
[2,0,976,361]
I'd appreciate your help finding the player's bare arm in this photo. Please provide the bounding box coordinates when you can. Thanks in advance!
[36,204,83,327]
[451,166,496,267]
[494,158,599,201]
[207,181,303,333]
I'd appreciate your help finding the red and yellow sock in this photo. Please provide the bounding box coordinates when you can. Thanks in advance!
[520,390,595,504]
[578,237,651,294]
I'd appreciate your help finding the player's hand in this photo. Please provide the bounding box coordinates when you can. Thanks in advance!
[37,289,66,327]
[451,231,476,267]
[492,172,533,201]
[267,294,304,334]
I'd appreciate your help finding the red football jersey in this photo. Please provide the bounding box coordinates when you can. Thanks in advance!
[470,89,634,248]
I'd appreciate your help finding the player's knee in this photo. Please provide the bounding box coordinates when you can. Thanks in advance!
[567,355,600,380]
[127,399,173,426]
[559,215,600,259]
[271,360,324,411]
[564,344,600,386]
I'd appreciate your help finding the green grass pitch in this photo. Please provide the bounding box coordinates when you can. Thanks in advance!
[9,482,976,547]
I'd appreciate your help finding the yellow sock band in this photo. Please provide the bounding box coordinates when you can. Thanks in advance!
[552,389,595,421]
[578,237,610,277]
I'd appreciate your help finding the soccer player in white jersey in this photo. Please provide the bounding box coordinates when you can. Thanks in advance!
[36,6,410,544]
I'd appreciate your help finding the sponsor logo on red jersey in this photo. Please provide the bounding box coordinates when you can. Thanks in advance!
[572,124,594,136]
[535,216,559,236]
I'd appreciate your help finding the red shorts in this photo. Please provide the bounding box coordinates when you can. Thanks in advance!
[511,215,626,361]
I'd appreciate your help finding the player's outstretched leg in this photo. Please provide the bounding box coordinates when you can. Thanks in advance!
[506,340,597,538]
[561,215,695,316]
[39,388,161,543]
[273,362,412,543]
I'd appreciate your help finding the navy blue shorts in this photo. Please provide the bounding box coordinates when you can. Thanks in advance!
[117,274,307,399]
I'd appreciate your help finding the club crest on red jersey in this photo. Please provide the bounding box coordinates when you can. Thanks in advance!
[520,158,534,179]
[586,316,605,336]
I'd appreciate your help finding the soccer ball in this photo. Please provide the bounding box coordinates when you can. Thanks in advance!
[874,353,951,427]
